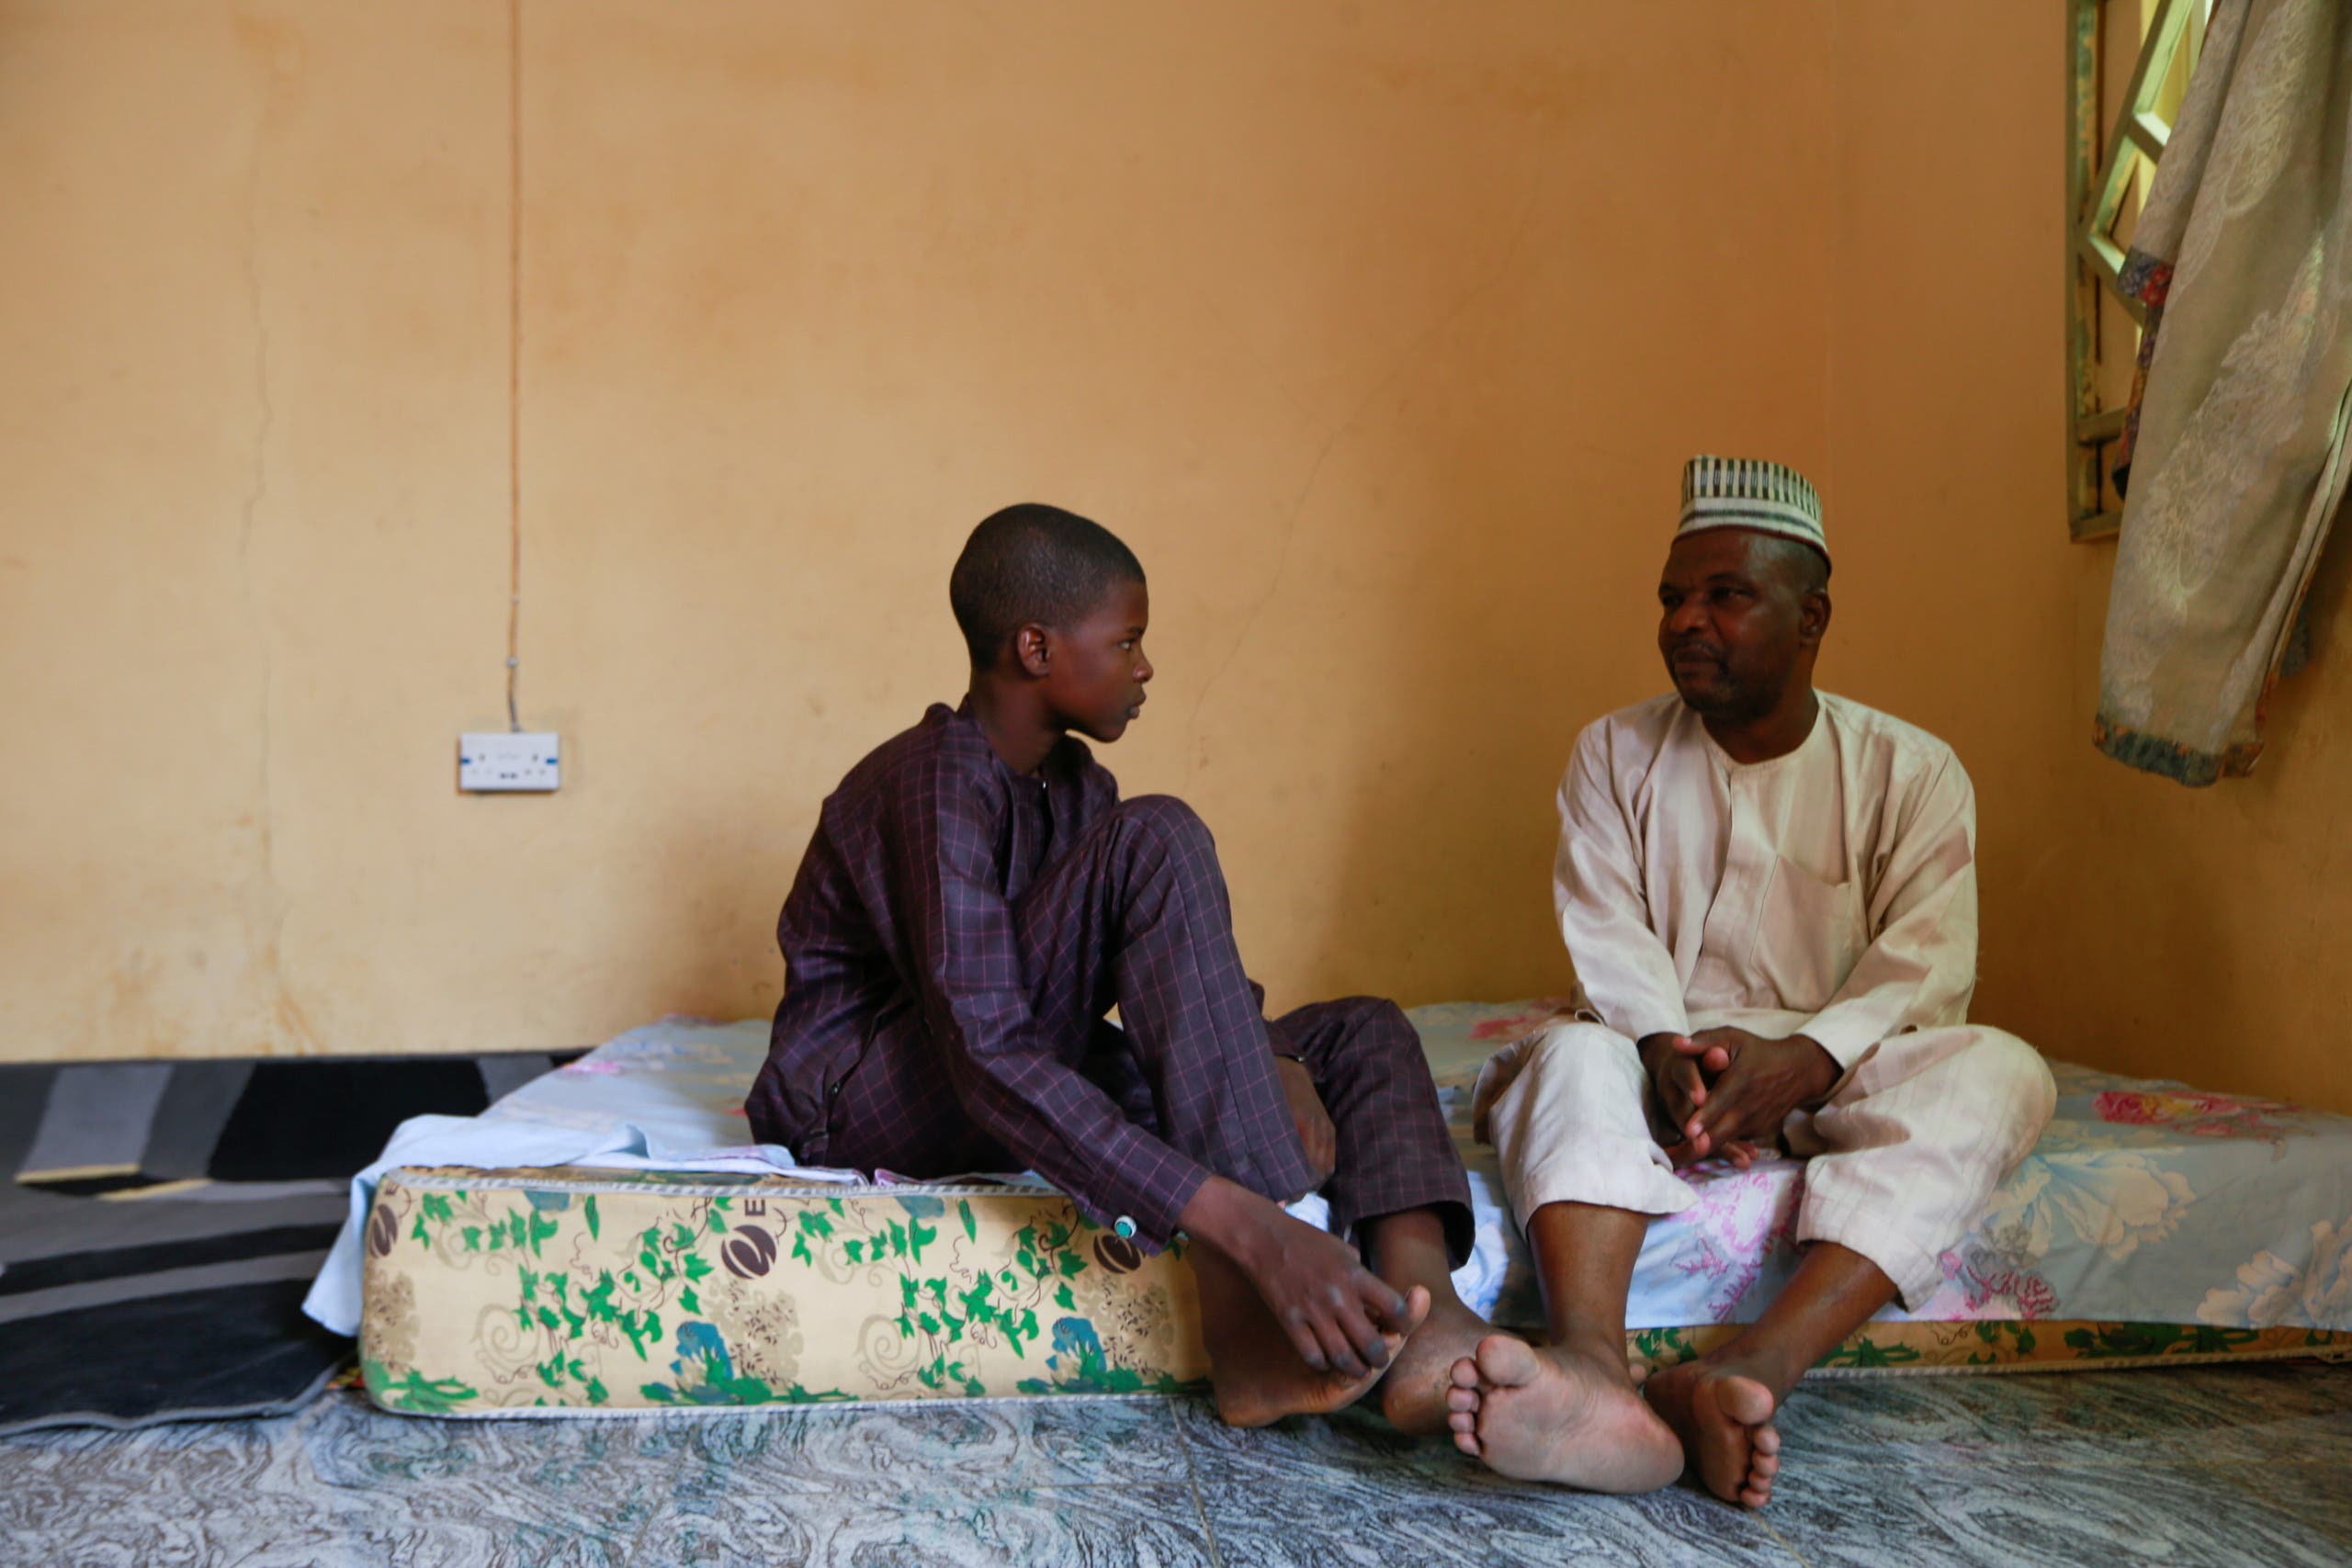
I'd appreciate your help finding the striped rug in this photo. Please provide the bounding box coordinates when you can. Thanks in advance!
[0,1051,576,1435]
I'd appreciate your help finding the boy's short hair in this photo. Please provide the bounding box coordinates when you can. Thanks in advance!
[950,503,1146,669]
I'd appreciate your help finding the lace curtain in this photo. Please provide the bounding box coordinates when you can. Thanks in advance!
[2097,0,2352,785]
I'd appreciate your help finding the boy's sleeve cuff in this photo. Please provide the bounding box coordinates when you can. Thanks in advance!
[1072,1145,1210,1255]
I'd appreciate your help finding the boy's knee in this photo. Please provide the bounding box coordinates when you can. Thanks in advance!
[1328,995,1417,1056]
[1329,993,1409,1030]
[1275,996,1416,1068]
[1112,795,1214,856]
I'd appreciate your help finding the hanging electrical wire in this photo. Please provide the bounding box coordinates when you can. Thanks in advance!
[504,0,525,734]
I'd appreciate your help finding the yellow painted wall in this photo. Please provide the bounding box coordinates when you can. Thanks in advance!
[1826,0,2352,1117]
[1,3,512,1059]
[0,1,1832,1061]
[4,2,2345,1115]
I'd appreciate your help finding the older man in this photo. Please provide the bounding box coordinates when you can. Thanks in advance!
[1448,457,2055,1506]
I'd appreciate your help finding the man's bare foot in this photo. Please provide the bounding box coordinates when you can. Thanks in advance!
[1644,1359,1783,1507]
[1443,1334,1682,1492]
[1376,1296,1491,1435]
[1207,1285,1431,1428]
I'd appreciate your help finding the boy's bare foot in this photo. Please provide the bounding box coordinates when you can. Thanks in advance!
[1376,1295,1491,1435]
[1644,1358,1782,1507]
[1207,1284,1431,1427]
[1445,1334,1682,1492]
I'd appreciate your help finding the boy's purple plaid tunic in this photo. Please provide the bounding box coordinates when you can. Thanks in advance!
[747,702,1472,1262]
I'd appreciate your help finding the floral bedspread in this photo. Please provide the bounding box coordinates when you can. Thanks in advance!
[1411,1000,2352,1334]
[440,1001,2352,1336]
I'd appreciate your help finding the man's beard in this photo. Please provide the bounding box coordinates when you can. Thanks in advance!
[1674,664,1780,724]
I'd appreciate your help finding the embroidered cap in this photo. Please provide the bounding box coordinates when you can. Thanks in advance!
[1677,456,1828,565]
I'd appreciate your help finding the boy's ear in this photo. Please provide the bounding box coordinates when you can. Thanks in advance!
[1013,624,1053,678]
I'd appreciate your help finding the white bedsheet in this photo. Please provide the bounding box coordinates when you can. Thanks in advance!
[311,1001,2352,1343]
[303,1016,1516,1335]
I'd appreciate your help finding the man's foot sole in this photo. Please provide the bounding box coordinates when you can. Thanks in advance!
[1453,1336,1683,1492]
[1645,1360,1782,1507]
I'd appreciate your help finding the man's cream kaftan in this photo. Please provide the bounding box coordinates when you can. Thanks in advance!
[1476,693,2055,1305]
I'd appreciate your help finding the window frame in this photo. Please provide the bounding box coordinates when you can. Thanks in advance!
[2067,0,2207,542]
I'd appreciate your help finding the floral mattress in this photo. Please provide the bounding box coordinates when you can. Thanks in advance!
[347,1002,2352,1416]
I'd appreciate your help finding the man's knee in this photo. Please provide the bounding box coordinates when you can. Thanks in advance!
[1965,1027,2058,1124]
[1474,1017,1653,1156]
[1477,1019,1641,1123]
[1527,1019,1643,1079]
[1904,1027,2055,1159]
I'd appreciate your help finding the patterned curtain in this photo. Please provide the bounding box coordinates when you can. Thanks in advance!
[2097,0,2352,786]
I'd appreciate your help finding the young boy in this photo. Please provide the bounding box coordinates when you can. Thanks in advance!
[746,502,1488,1428]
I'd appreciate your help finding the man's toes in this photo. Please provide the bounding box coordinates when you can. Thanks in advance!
[1751,1423,1782,1457]
[1449,1356,1482,1390]
[1751,1450,1780,1481]
[1472,1334,1541,1388]
[1448,1410,1476,1435]
[1446,1385,1479,1414]
[1739,1482,1770,1509]
[1453,1429,1481,1458]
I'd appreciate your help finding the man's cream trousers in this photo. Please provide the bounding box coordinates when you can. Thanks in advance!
[1473,1010,2056,1307]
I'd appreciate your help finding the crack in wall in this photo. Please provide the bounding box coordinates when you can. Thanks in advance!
[235,104,304,1050]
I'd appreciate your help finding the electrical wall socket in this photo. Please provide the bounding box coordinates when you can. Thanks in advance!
[458,731,560,792]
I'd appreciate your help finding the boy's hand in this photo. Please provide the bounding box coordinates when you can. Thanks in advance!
[1179,1176,1417,1379]
[1239,1210,1419,1379]
[1274,1057,1336,1187]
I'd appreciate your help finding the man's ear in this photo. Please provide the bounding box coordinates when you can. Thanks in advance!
[1013,623,1054,678]
[1798,589,1832,649]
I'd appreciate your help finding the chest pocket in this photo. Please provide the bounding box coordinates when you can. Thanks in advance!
[1752,857,1868,1012]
